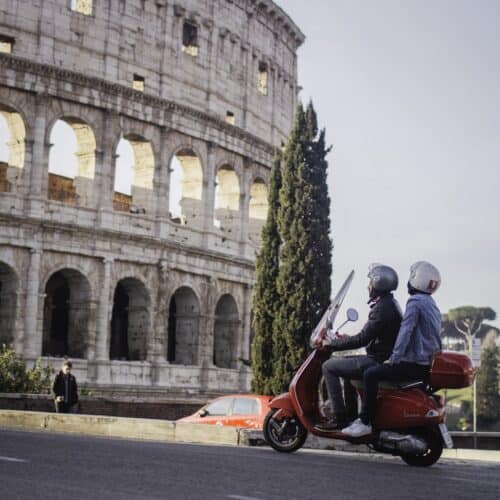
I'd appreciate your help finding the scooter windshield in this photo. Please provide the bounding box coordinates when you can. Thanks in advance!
[309,270,355,348]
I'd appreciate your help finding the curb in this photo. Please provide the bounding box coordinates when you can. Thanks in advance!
[0,410,240,446]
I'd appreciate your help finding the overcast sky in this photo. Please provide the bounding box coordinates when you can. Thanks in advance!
[1,0,498,330]
[281,0,500,330]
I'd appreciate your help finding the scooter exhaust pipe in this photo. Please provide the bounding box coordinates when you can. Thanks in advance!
[378,431,428,454]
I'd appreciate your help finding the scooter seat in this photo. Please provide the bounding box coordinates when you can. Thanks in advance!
[351,379,425,391]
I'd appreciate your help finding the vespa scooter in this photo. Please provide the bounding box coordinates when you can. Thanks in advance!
[263,271,475,467]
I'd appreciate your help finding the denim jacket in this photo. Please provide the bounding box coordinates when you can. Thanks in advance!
[389,293,442,365]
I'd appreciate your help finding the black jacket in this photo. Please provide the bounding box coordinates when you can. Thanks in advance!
[329,293,402,362]
[52,371,78,405]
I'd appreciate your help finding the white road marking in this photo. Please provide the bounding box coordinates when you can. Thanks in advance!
[227,495,264,500]
[0,455,28,463]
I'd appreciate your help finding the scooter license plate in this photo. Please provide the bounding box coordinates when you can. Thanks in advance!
[439,423,454,449]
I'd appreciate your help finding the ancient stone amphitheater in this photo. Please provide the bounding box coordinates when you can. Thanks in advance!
[0,0,303,396]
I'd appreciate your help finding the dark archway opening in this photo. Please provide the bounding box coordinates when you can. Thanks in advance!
[214,294,240,369]
[0,261,19,346]
[167,287,200,365]
[110,283,129,360]
[109,278,150,361]
[42,269,90,358]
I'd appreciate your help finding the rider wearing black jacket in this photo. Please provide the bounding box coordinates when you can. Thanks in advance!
[316,264,402,431]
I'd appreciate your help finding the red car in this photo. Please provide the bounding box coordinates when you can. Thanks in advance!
[178,394,272,429]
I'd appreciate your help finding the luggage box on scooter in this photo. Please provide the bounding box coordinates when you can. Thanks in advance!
[429,351,475,390]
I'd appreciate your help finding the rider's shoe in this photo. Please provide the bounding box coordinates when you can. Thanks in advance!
[341,418,372,437]
[314,417,348,432]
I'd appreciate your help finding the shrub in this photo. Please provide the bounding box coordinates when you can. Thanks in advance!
[0,344,53,394]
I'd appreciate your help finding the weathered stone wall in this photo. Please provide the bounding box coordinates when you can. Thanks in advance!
[0,0,303,396]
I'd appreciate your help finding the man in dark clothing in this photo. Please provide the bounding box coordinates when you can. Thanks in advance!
[52,360,79,413]
[315,264,402,431]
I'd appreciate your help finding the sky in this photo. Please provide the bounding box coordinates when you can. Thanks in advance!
[280,0,500,331]
[1,0,499,330]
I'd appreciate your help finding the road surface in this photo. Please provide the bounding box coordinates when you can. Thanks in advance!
[0,429,498,499]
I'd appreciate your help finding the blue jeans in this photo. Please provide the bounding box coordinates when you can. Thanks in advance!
[360,362,430,424]
[322,355,379,420]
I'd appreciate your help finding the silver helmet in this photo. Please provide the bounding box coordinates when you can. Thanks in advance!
[367,263,399,299]
[408,261,441,294]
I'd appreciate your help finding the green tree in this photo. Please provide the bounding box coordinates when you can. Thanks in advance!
[476,336,500,423]
[251,154,282,394]
[447,306,496,350]
[0,344,53,393]
[272,102,332,394]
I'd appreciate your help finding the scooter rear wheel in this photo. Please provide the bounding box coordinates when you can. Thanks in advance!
[400,429,443,467]
[263,408,308,453]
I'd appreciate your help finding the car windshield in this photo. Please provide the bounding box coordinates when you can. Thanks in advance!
[231,398,258,415]
[205,398,233,416]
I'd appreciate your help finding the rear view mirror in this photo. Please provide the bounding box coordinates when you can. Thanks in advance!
[346,308,359,322]
[199,409,208,418]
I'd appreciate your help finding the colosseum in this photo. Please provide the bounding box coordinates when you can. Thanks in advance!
[0,0,304,396]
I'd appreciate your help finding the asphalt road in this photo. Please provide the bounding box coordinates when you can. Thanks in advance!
[0,429,499,500]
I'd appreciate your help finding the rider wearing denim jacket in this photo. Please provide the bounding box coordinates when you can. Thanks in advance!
[388,293,442,365]
[342,261,442,438]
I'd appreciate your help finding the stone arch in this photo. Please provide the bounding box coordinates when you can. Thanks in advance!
[214,165,240,233]
[47,117,96,206]
[249,177,268,241]
[167,286,200,365]
[0,260,19,345]
[169,147,204,227]
[213,293,240,369]
[42,268,92,358]
[0,103,26,193]
[114,133,155,214]
[110,277,150,361]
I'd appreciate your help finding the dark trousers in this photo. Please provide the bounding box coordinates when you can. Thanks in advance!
[55,401,76,414]
[360,362,430,424]
[322,355,379,420]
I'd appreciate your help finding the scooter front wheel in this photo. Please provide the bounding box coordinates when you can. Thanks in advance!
[263,408,308,453]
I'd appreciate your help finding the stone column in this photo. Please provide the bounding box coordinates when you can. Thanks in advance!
[25,94,49,215]
[96,111,119,225]
[239,283,253,391]
[24,248,42,359]
[239,159,252,253]
[202,142,216,244]
[155,127,170,227]
[150,259,169,366]
[95,257,113,360]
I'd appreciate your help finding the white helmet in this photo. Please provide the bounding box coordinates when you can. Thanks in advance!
[408,261,441,294]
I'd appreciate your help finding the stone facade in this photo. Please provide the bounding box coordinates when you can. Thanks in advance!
[0,0,303,396]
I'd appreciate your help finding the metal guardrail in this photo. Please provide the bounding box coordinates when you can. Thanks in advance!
[450,431,500,437]
[450,431,500,450]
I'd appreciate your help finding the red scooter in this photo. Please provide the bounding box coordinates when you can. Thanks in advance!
[263,272,475,467]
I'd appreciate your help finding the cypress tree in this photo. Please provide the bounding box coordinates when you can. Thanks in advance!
[477,339,500,422]
[272,102,332,394]
[251,154,282,395]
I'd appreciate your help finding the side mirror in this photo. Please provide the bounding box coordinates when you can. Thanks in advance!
[346,308,359,322]
[199,409,208,418]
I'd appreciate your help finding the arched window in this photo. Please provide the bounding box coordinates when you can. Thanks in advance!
[169,148,203,227]
[0,261,19,345]
[214,294,240,369]
[0,104,26,193]
[214,166,240,234]
[114,134,155,214]
[48,118,96,206]
[248,178,268,242]
[167,287,200,365]
[42,269,91,358]
[110,278,150,361]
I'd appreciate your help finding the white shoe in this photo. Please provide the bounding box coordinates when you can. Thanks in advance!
[341,418,372,437]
